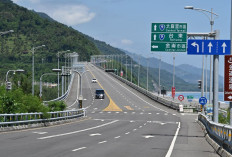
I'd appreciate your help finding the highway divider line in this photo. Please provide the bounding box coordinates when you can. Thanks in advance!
[87,66,122,112]
[38,120,118,140]
[165,122,181,157]
[99,69,168,113]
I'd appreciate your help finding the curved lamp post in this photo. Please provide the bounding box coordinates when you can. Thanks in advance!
[32,45,45,96]
[5,69,24,90]
[185,6,219,121]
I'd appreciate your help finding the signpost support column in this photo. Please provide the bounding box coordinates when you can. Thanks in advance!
[213,30,219,123]
[230,1,232,126]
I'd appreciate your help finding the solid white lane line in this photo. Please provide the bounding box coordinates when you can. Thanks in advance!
[38,120,118,140]
[165,122,181,157]
[125,132,130,134]
[98,141,107,144]
[114,136,120,139]
[72,147,86,152]
[33,132,47,135]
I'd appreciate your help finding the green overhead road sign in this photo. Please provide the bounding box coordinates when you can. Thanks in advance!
[151,33,187,42]
[151,23,187,52]
[151,42,186,52]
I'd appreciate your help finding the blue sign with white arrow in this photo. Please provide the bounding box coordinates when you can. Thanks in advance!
[188,39,231,55]
[199,97,207,106]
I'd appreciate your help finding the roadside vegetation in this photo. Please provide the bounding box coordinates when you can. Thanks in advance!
[0,73,67,114]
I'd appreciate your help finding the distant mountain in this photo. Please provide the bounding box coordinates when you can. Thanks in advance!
[34,11,55,22]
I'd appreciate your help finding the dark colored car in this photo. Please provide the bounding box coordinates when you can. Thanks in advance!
[95,89,105,99]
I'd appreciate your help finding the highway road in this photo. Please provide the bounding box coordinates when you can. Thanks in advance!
[0,63,219,157]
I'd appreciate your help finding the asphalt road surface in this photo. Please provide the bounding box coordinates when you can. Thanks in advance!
[0,63,219,157]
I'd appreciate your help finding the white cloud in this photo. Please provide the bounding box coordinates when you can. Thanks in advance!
[50,5,96,26]
[121,39,133,45]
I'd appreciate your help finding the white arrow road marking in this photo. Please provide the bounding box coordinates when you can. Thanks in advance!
[191,42,199,52]
[208,42,213,53]
[89,133,101,136]
[143,135,154,139]
[38,120,118,140]
[222,42,227,53]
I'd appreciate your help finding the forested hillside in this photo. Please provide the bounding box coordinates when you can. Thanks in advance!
[0,0,101,81]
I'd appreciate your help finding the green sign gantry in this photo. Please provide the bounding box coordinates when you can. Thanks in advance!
[151,23,187,52]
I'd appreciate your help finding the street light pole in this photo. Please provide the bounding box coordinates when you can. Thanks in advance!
[138,56,140,87]
[131,56,133,83]
[172,53,175,100]
[5,69,24,90]
[57,50,70,98]
[159,55,161,95]
[40,73,58,99]
[184,6,218,103]
[32,45,45,96]
[147,58,149,91]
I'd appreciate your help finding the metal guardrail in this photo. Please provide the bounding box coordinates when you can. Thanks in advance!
[0,109,85,127]
[44,72,75,103]
[198,113,232,153]
[99,66,180,110]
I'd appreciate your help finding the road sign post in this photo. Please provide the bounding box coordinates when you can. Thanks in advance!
[151,23,187,52]
[172,87,175,99]
[199,97,207,114]
[178,95,184,102]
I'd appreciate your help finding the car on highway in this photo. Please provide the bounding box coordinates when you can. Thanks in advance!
[95,89,104,99]
[92,78,97,83]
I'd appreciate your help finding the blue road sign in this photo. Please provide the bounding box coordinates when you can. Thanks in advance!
[188,39,231,55]
[199,97,207,106]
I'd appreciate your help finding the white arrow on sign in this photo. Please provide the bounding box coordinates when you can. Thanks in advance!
[208,42,213,53]
[228,96,232,100]
[154,25,157,31]
[143,135,155,139]
[222,42,227,53]
[191,42,199,53]
[152,45,158,49]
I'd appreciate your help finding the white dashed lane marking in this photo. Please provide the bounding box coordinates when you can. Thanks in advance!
[72,147,86,152]
[98,141,107,144]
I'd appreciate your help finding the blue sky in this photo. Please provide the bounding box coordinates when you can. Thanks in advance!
[12,0,231,76]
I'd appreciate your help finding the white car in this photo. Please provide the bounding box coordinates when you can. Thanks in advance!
[92,79,97,83]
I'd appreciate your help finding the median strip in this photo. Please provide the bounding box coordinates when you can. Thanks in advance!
[87,66,122,112]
